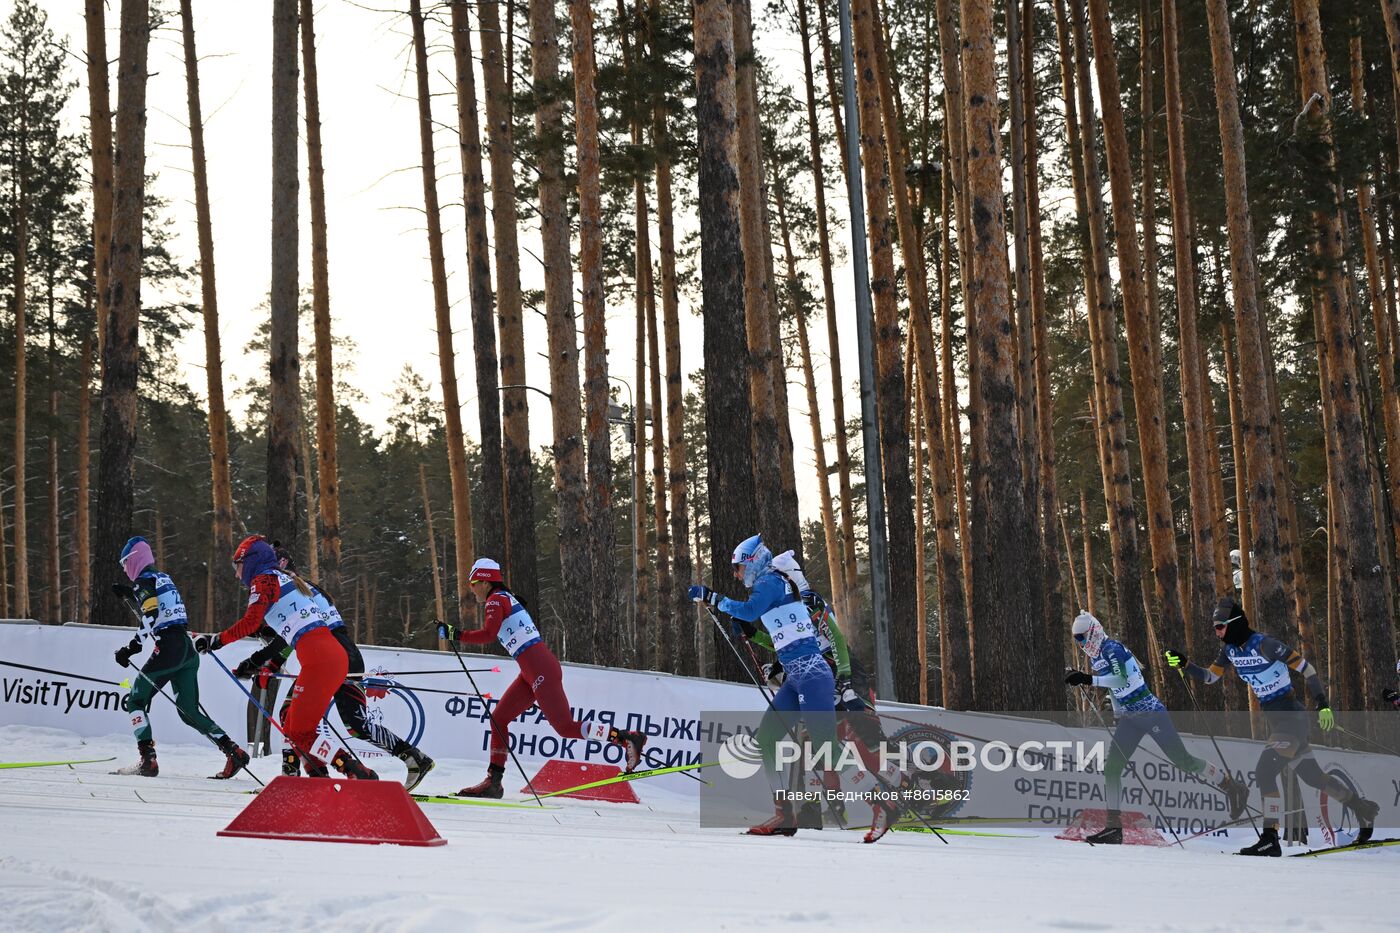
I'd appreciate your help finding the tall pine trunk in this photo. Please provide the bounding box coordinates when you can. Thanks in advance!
[92,0,150,627]
[476,0,535,598]
[960,0,1041,710]
[300,0,340,595]
[529,0,592,660]
[1085,0,1184,701]
[1203,0,1292,640]
[1291,0,1396,699]
[568,0,621,663]
[693,0,756,679]
[409,0,475,625]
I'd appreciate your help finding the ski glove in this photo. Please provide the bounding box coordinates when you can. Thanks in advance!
[437,623,456,642]
[836,678,860,707]
[1063,669,1093,687]
[192,634,219,654]
[114,637,140,668]
[1317,704,1335,731]
[1383,689,1400,707]
[1164,649,1187,669]
[687,585,721,609]
[761,661,786,688]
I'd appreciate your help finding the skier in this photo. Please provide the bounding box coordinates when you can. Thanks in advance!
[762,549,888,829]
[194,535,376,780]
[439,557,647,799]
[1383,660,1400,710]
[111,536,250,779]
[232,544,435,790]
[690,535,901,842]
[1165,597,1381,855]
[1063,610,1247,844]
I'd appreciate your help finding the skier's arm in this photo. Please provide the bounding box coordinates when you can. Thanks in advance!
[747,627,774,651]
[454,593,507,645]
[1257,635,1328,705]
[1181,645,1230,685]
[218,576,282,645]
[717,576,782,622]
[824,612,852,679]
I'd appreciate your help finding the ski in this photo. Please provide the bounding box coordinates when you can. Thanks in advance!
[412,794,561,811]
[533,760,719,800]
[893,823,1034,839]
[1289,838,1400,858]
[0,757,116,770]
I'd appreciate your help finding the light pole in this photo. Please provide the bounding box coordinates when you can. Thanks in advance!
[837,0,894,698]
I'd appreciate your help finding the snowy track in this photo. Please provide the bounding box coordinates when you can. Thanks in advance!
[1,726,1396,931]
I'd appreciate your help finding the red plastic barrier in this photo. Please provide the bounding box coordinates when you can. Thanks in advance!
[1056,808,1169,847]
[219,775,446,846]
[523,759,640,804]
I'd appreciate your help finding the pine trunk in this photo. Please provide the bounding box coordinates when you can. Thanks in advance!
[180,0,237,619]
[410,0,475,625]
[693,0,756,679]
[75,330,92,623]
[421,464,446,645]
[92,0,150,627]
[300,0,340,597]
[475,0,536,599]
[650,0,694,672]
[1085,0,1185,701]
[960,0,1040,710]
[84,0,114,362]
[1203,0,1292,638]
[1222,322,1253,618]
[1162,0,1215,655]
[45,286,60,622]
[796,0,858,625]
[1292,0,1396,699]
[853,0,919,702]
[1067,0,1150,656]
[13,180,28,619]
[568,0,621,663]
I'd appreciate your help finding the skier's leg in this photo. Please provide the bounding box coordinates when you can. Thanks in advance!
[486,674,534,768]
[1103,713,1149,817]
[282,629,353,770]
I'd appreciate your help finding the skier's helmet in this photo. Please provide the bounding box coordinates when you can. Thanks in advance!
[1071,610,1106,658]
[468,557,504,585]
[118,536,154,582]
[731,534,772,589]
[1212,597,1252,646]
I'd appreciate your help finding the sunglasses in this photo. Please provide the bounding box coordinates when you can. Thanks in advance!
[1073,632,1088,643]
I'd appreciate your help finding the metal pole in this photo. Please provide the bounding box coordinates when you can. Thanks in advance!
[836,0,894,698]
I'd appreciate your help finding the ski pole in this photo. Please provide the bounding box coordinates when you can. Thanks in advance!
[1076,686,1183,848]
[442,636,545,807]
[0,658,123,687]
[1333,724,1400,758]
[702,605,947,843]
[1174,668,1260,834]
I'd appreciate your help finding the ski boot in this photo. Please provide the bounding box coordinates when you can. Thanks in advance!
[303,756,330,778]
[282,747,302,776]
[796,799,825,830]
[1219,774,1249,820]
[607,727,648,772]
[747,794,798,837]
[864,797,901,844]
[116,739,159,777]
[330,749,378,780]
[457,763,505,799]
[1349,796,1380,844]
[396,743,436,793]
[210,736,251,780]
[1238,827,1281,856]
[1085,810,1123,845]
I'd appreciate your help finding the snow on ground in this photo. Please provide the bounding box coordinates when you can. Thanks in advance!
[1,725,1396,932]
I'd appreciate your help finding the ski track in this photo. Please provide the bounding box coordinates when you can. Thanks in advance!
[1,728,1397,931]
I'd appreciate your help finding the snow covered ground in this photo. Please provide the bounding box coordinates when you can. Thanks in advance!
[1,725,1396,932]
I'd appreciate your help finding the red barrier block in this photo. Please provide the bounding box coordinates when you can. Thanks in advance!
[219,775,446,846]
[523,759,639,804]
[1055,808,1169,847]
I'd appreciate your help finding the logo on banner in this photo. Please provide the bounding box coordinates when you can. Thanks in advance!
[719,732,764,779]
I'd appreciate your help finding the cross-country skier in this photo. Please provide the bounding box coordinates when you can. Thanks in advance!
[231,544,435,790]
[1063,610,1247,844]
[690,535,901,842]
[194,535,377,780]
[440,557,647,798]
[1165,597,1381,855]
[111,537,250,779]
[1383,660,1400,710]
